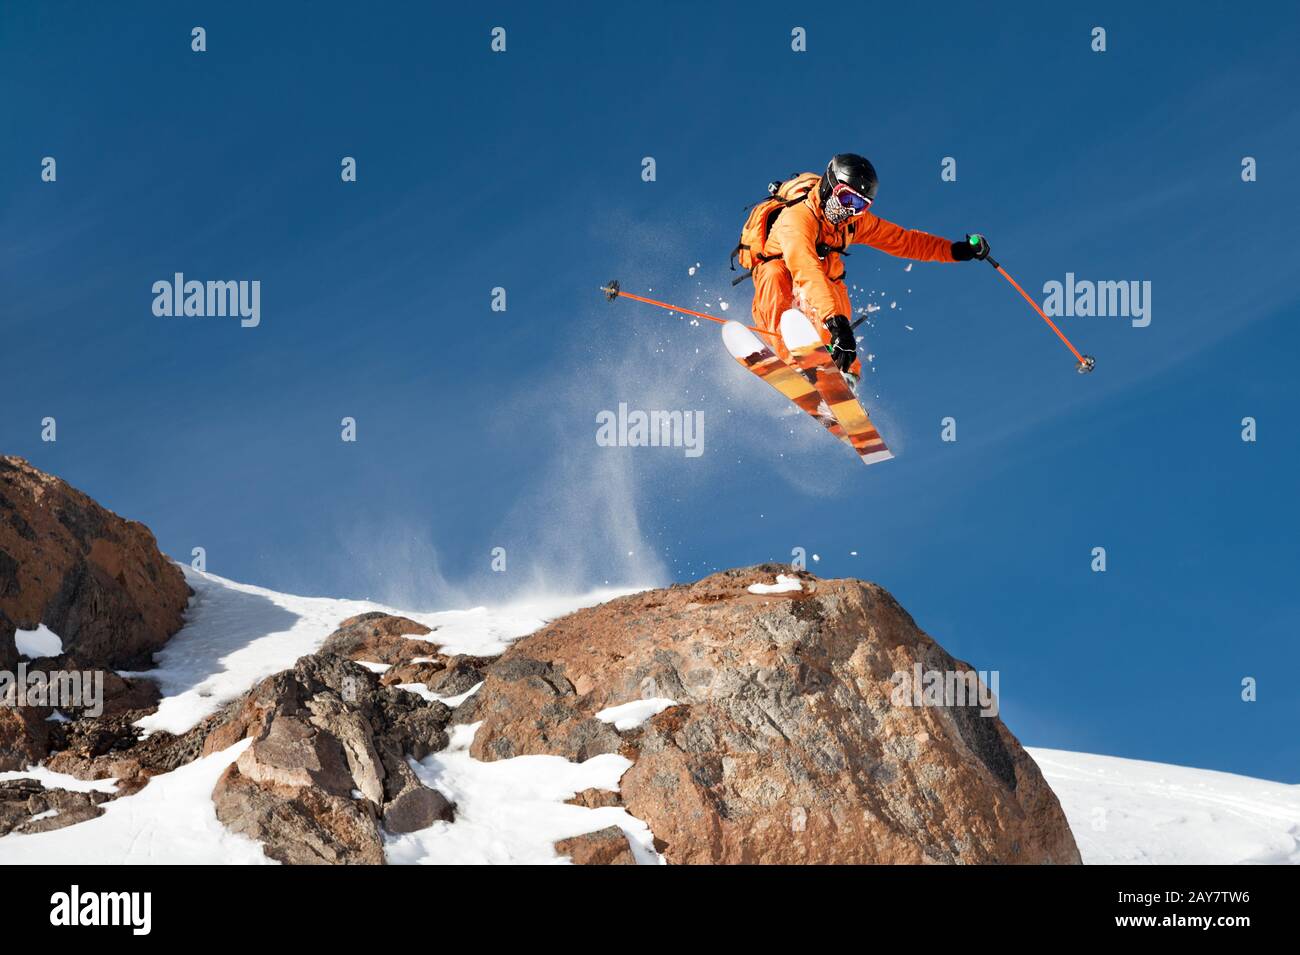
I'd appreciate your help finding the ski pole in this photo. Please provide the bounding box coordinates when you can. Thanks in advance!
[600,279,780,341]
[969,236,1096,375]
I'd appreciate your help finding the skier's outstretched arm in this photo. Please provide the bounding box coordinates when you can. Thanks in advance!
[850,213,959,262]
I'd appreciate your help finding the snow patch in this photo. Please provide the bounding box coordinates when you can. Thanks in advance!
[14,624,62,658]
[384,723,664,864]
[748,574,804,594]
[436,682,482,708]
[0,767,119,794]
[0,740,274,864]
[404,590,637,658]
[396,683,437,702]
[595,698,676,730]
[395,681,481,708]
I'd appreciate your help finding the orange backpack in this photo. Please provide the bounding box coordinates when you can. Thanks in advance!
[729,173,820,285]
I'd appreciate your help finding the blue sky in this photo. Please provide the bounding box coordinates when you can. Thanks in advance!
[3,2,1298,781]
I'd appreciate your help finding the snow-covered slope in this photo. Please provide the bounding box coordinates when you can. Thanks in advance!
[0,569,646,865]
[135,567,634,735]
[0,741,272,864]
[1,569,1294,864]
[1028,748,1300,864]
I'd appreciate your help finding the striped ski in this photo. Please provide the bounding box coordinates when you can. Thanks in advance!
[778,309,893,466]
[721,321,849,443]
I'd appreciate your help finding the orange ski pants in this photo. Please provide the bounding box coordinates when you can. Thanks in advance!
[751,259,862,376]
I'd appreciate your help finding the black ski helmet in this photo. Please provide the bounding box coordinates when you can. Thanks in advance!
[819,153,879,204]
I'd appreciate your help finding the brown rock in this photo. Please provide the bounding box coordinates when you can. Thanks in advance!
[469,564,1082,865]
[0,778,44,801]
[380,653,494,707]
[423,655,493,697]
[0,778,110,836]
[200,673,284,756]
[63,660,161,717]
[0,458,189,781]
[380,662,446,688]
[235,715,356,796]
[0,658,159,775]
[0,456,191,670]
[0,706,50,772]
[212,763,385,865]
[45,708,214,790]
[470,655,622,762]
[554,826,637,865]
[320,612,442,666]
[382,762,454,833]
[43,711,137,762]
[566,787,622,809]
[0,706,54,774]
[209,653,455,863]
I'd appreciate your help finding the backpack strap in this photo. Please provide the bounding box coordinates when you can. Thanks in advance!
[731,253,784,286]
[816,240,850,258]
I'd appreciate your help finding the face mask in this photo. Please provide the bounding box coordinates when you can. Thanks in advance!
[823,193,854,225]
[824,183,871,225]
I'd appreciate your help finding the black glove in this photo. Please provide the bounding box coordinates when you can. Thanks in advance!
[824,314,857,373]
[951,233,991,261]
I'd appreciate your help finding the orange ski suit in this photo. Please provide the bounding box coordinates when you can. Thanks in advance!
[750,173,956,374]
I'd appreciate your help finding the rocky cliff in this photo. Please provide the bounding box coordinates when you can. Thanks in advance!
[0,456,190,671]
[461,565,1081,864]
[0,456,190,774]
[0,460,1080,863]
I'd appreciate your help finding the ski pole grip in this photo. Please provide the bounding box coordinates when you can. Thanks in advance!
[965,233,998,269]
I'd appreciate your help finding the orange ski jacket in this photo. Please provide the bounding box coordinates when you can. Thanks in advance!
[762,173,956,324]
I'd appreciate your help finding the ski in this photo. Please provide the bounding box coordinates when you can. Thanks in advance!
[779,309,893,466]
[721,320,849,443]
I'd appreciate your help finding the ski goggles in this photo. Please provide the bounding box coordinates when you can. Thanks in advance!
[831,183,872,215]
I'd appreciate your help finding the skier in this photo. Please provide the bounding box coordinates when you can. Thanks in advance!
[603,152,1089,465]
[734,153,990,387]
